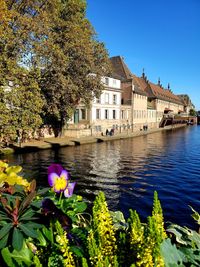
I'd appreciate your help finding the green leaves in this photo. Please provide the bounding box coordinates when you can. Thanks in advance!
[163,223,200,266]
[160,238,184,266]
[0,176,43,252]
[18,224,39,239]
[1,245,33,267]
[12,228,23,251]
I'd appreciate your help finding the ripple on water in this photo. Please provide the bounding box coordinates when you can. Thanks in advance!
[1,126,200,229]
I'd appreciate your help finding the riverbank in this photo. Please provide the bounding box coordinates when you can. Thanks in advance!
[0,124,187,155]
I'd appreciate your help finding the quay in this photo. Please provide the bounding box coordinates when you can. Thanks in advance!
[0,124,188,155]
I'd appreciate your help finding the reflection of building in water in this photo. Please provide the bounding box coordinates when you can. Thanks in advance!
[89,142,121,208]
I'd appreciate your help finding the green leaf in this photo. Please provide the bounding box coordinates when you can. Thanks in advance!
[6,246,33,266]
[42,226,54,243]
[20,208,36,220]
[0,222,12,239]
[190,206,200,225]
[12,228,23,251]
[31,200,42,209]
[27,222,43,229]
[180,247,200,265]
[0,233,9,249]
[1,247,14,267]
[18,224,38,238]
[70,245,84,257]
[160,238,185,266]
[36,230,47,246]
[167,226,188,245]
[37,187,50,196]
[73,202,87,213]
[19,191,36,213]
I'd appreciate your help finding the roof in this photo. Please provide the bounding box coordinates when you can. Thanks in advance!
[109,55,185,105]
[148,82,183,105]
[110,56,133,80]
[132,75,148,96]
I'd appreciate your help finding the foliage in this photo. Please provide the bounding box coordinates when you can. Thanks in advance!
[0,160,200,267]
[0,1,44,143]
[161,208,200,267]
[88,191,118,266]
[0,0,110,139]
[189,108,196,116]
[0,178,44,252]
[38,0,111,135]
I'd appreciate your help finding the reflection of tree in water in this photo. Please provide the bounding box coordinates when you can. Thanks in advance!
[3,126,200,228]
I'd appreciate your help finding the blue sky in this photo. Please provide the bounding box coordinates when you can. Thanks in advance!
[86,0,200,110]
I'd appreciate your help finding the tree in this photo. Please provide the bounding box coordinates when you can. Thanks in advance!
[39,0,111,136]
[0,0,110,140]
[0,0,45,143]
[189,108,196,116]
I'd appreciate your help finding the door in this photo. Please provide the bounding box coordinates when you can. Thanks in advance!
[74,109,79,124]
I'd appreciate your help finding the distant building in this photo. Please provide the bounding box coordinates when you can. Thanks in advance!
[110,56,185,129]
[64,55,193,137]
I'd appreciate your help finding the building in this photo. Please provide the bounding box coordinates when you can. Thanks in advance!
[66,75,122,136]
[110,56,148,131]
[110,56,186,129]
[64,56,193,137]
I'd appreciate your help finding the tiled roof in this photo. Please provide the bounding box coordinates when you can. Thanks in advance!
[110,56,133,80]
[109,55,184,105]
[132,75,148,96]
[148,82,183,105]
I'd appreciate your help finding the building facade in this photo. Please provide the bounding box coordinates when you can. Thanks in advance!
[64,55,194,137]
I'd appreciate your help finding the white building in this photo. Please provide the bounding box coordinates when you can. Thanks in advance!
[66,76,122,136]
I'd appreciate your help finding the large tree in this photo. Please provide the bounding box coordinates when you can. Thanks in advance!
[0,0,110,140]
[0,0,45,143]
[39,0,111,136]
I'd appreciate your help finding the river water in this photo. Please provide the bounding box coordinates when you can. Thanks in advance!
[2,126,200,229]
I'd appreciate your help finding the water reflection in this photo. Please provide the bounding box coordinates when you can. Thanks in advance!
[1,126,200,229]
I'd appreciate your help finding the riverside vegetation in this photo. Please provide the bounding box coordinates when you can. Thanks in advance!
[0,0,110,144]
[0,160,199,267]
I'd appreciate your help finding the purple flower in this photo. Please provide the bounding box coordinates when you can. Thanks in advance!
[48,164,75,197]
[48,164,63,176]
[64,182,76,197]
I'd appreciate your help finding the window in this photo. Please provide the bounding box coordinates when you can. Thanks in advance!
[113,79,117,85]
[105,109,109,119]
[105,93,109,104]
[96,109,100,119]
[113,94,117,104]
[121,110,124,119]
[81,109,86,120]
[105,77,109,85]
[96,97,101,104]
[113,110,116,119]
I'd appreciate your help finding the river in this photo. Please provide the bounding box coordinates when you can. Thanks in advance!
[1,126,200,229]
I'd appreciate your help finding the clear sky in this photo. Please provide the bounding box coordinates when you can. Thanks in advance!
[86,0,200,110]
